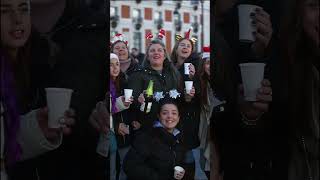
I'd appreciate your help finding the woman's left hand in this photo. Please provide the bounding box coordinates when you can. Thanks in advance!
[38,108,75,142]
[185,86,195,102]
[251,8,273,58]
[240,79,272,119]
[121,96,133,107]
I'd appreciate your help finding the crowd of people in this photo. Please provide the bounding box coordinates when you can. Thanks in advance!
[106,28,211,179]
[1,0,318,180]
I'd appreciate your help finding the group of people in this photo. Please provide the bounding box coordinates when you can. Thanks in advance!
[1,0,318,180]
[107,26,213,180]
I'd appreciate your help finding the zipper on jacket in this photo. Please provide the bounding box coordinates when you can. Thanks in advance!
[170,146,177,167]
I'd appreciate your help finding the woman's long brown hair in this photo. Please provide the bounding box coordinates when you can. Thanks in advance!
[198,59,210,107]
[1,34,32,111]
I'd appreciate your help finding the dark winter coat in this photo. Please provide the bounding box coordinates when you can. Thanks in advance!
[127,60,181,130]
[175,53,201,150]
[123,126,187,180]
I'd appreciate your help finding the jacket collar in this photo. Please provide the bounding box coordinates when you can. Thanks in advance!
[153,120,180,137]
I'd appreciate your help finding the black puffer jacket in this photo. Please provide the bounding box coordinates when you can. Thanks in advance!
[127,60,182,129]
[123,127,187,180]
[175,53,201,150]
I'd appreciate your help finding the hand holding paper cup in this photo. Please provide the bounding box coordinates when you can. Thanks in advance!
[45,88,73,128]
[174,166,185,180]
[184,63,191,75]
[184,81,193,94]
[239,63,265,101]
[124,89,133,102]
[238,4,262,42]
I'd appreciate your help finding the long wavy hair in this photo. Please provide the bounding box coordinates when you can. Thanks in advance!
[0,27,32,168]
[198,59,210,107]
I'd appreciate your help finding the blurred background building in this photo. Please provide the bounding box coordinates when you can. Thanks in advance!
[110,0,210,53]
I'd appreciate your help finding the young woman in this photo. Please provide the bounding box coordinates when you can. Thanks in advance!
[109,53,133,180]
[0,0,74,179]
[197,47,222,179]
[123,98,187,180]
[280,0,319,179]
[111,33,140,79]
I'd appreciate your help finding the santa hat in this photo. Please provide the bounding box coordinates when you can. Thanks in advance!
[110,53,119,62]
[110,33,128,46]
[202,46,210,60]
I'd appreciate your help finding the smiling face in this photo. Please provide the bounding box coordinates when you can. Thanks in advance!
[112,41,129,61]
[110,57,120,80]
[158,103,180,133]
[302,0,319,48]
[177,39,192,60]
[1,0,31,50]
[148,43,165,68]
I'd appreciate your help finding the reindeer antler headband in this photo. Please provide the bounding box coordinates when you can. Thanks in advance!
[145,29,166,41]
[175,27,197,45]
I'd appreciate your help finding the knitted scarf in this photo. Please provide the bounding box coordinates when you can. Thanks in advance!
[109,79,118,114]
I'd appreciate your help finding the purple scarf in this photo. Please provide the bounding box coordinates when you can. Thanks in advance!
[0,52,21,166]
[109,80,118,114]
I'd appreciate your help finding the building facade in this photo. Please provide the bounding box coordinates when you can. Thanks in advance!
[110,0,210,53]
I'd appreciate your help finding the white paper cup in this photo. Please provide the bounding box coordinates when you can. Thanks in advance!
[45,88,73,128]
[174,166,185,177]
[184,63,191,75]
[185,81,193,94]
[238,4,261,42]
[124,89,133,102]
[239,63,265,101]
